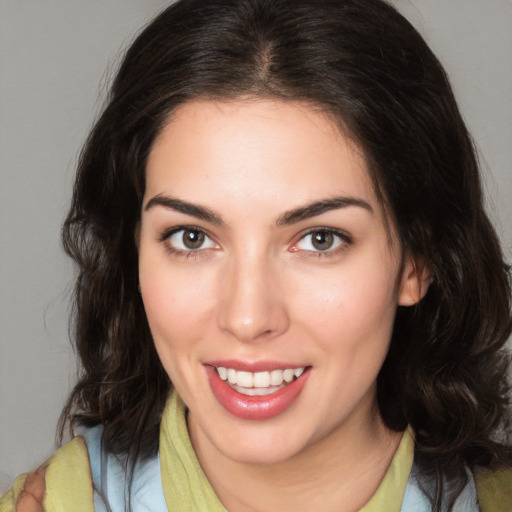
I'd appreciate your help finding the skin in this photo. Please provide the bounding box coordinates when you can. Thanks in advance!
[138,99,428,512]
[15,467,46,512]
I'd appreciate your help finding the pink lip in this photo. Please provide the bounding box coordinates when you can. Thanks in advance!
[205,364,311,420]
[205,359,305,372]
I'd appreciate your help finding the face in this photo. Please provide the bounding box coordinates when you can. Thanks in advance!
[139,99,420,465]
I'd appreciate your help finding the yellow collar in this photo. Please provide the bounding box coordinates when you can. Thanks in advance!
[160,391,414,512]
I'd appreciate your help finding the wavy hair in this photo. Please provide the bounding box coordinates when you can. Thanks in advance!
[60,0,512,509]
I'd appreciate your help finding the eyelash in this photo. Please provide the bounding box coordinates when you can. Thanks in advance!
[159,226,217,259]
[291,228,353,258]
[159,226,352,259]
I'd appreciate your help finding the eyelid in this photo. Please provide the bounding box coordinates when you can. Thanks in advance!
[290,227,352,254]
[160,225,220,253]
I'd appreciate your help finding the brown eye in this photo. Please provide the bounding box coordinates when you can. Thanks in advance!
[167,228,217,252]
[294,228,347,254]
[182,229,205,249]
[311,230,334,251]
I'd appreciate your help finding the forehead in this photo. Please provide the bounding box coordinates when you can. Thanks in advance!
[145,99,379,218]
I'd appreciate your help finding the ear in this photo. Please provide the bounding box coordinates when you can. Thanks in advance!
[398,253,431,306]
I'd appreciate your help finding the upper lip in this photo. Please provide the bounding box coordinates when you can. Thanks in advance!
[205,359,308,372]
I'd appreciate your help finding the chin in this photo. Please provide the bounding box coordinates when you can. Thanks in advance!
[222,440,304,466]
[210,419,317,466]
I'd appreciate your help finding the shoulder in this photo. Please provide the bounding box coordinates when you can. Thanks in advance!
[44,435,94,511]
[475,467,512,512]
[80,424,167,511]
[0,435,94,512]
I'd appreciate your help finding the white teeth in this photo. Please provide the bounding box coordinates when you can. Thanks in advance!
[227,368,237,384]
[236,371,253,387]
[270,370,284,386]
[253,371,270,388]
[283,369,295,383]
[294,367,304,378]
[215,366,306,390]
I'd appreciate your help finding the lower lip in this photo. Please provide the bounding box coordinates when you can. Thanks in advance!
[205,366,311,420]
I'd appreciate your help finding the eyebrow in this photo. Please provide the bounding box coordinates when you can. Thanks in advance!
[276,196,374,226]
[144,195,223,225]
[144,194,373,226]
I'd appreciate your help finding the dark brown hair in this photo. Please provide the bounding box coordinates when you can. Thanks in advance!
[60,0,512,509]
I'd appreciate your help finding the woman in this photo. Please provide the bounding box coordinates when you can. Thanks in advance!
[2,0,511,510]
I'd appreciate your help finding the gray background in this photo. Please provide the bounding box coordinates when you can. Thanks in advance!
[1,0,511,491]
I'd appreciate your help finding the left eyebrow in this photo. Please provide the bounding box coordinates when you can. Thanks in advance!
[276,196,374,226]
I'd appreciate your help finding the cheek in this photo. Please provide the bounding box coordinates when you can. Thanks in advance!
[290,254,400,355]
[143,272,214,336]
[140,271,213,394]
[139,249,218,371]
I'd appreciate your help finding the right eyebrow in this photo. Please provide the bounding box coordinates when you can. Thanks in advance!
[144,195,224,225]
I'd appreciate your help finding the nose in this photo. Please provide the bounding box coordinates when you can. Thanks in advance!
[216,254,290,343]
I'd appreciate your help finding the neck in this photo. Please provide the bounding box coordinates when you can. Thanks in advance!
[188,399,403,512]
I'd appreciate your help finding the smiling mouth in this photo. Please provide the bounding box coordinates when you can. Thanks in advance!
[205,363,311,419]
[213,366,306,396]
